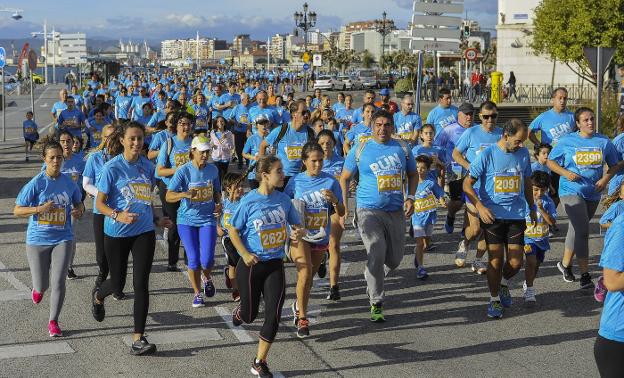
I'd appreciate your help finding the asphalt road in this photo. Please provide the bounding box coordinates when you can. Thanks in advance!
[0,85,606,378]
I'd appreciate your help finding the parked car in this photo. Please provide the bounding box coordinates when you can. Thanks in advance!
[313,75,334,90]
[335,75,361,90]
[31,73,44,84]
[355,69,381,89]
[379,73,394,88]
[2,71,17,84]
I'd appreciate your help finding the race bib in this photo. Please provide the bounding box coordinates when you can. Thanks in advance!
[92,131,101,142]
[286,145,303,161]
[239,114,249,124]
[304,208,328,230]
[37,207,67,227]
[414,195,437,213]
[259,223,287,251]
[494,172,520,194]
[223,213,232,228]
[129,182,152,204]
[190,183,214,203]
[359,135,372,144]
[377,173,402,192]
[195,119,207,127]
[525,222,549,239]
[575,147,602,169]
[24,127,36,134]
[173,151,190,167]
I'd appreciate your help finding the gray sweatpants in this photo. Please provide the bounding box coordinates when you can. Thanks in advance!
[26,241,73,322]
[357,208,406,306]
[560,195,599,259]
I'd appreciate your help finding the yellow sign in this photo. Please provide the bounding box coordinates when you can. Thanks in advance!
[302,52,311,63]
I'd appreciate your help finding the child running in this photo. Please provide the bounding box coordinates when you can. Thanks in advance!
[23,111,39,162]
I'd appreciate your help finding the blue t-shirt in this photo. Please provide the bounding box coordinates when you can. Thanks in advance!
[23,120,38,140]
[15,172,81,245]
[167,161,221,227]
[529,108,575,146]
[130,96,152,120]
[531,161,551,175]
[229,189,301,261]
[599,214,624,342]
[322,154,345,180]
[149,130,173,153]
[51,101,68,120]
[249,106,278,132]
[332,102,346,113]
[57,108,86,137]
[97,155,155,237]
[88,121,106,147]
[600,201,624,226]
[608,133,624,195]
[220,197,241,236]
[548,132,620,201]
[265,124,313,177]
[455,125,503,180]
[345,123,372,147]
[344,139,416,212]
[426,105,459,134]
[411,179,445,227]
[284,172,343,245]
[393,111,423,140]
[469,144,532,220]
[524,194,556,250]
[412,144,445,181]
[115,96,133,119]
[242,134,265,180]
[83,150,111,214]
[434,121,470,180]
[227,104,252,133]
[335,108,355,127]
[156,136,192,185]
[191,104,210,131]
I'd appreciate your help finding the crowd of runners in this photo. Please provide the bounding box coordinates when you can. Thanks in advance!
[11,67,624,377]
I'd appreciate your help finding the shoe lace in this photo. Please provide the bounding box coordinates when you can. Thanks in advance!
[492,301,503,311]
[298,318,309,328]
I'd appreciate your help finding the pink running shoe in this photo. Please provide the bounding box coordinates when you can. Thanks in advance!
[594,276,607,303]
[48,320,62,337]
[32,288,43,304]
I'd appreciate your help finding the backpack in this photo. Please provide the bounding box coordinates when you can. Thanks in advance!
[271,123,315,155]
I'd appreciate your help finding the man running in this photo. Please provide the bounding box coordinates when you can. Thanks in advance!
[426,87,458,134]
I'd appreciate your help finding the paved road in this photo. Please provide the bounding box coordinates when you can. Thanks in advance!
[0,89,606,377]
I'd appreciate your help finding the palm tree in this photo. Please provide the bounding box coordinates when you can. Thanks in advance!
[360,50,376,69]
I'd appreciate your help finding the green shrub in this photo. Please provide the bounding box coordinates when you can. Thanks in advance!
[394,78,413,93]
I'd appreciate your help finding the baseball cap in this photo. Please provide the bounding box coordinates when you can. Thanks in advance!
[191,135,211,151]
[254,114,269,123]
[380,88,390,96]
[458,102,475,114]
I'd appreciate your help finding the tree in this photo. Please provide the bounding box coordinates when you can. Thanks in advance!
[360,50,376,69]
[531,0,624,84]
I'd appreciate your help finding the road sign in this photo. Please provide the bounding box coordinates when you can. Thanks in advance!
[27,50,37,71]
[0,47,5,69]
[414,2,463,14]
[583,47,615,76]
[303,63,310,71]
[413,28,461,39]
[302,52,311,63]
[411,40,459,52]
[412,15,463,27]
[312,54,322,67]
[464,48,478,61]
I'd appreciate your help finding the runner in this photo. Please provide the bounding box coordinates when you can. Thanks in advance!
[393,95,421,146]
[547,107,621,289]
[228,155,304,377]
[339,109,417,322]
[14,139,84,337]
[91,121,172,355]
[351,90,376,124]
[284,141,345,337]
[209,116,235,182]
[243,119,270,190]
[343,103,375,155]
[56,96,86,139]
[166,135,222,307]
[463,118,535,318]
[22,111,39,162]
[426,88,458,134]
[228,93,253,169]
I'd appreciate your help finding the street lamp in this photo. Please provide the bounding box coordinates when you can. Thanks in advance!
[31,21,59,85]
[294,2,316,92]
[375,11,395,70]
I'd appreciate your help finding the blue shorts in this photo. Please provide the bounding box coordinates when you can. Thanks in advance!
[524,242,547,263]
[177,224,217,270]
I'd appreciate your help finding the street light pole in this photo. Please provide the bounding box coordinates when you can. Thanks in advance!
[294,2,316,93]
[375,11,395,73]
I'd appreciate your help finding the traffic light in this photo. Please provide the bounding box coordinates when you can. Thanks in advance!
[463,23,471,38]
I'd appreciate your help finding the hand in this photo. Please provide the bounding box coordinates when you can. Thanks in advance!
[214,203,223,216]
[37,200,55,214]
[565,171,581,182]
[404,198,415,218]
[117,208,139,224]
[321,189,338,205]
[290,225,305,241]
[529,209,538,226]
[71,205,84,219]
[595,177,608,192]
[157,216,174,229]
[476,203,495,224]
[242,252,259,266]
[185,188,199,200]
[535,197,543,209]
[438,198,447,208]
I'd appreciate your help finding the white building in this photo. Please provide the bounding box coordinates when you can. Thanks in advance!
[496,0,579,85]
[44,33,87,65]
[351,29,413,62]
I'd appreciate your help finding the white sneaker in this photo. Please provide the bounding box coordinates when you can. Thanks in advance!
[471,260,487,274]
[454,241,467,267]
[523,284,536,303]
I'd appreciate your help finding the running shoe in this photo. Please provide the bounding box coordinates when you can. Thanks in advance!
[32,288,43,304]
[291,301,299,325]
[557,261,575,283]
[232,305,243,326]
[224,266,232,289]
[48,320,62,337]
[444,215,455,234]
[416,266,429,280]
[192,293,205,308]
[327,285,341,301]
[487,301,503,319]
[251,359,273,377]
[500,285,513,308]
[296,318,310,338]
[130,336,156,356]
[112,292,126,301]
[203,278,216,298]
[91,286,105,322]
[580,273,595,289]
[595,276,607,303]
[523,283,536,304]
[425,243,437,252]
[454,241,467,268]
[232,289,240,302]
[471,260,487,275]
[317,254,327,279]
[67,268,77,280]
[370,303,385,322]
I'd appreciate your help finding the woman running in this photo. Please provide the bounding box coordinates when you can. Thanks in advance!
[91,121,172,355]
[14,139,84,337]
[284,141,345,338]
[228,155,304,377]
[165,135,222,307]
[209,115,235,182]
[318,129,346,300]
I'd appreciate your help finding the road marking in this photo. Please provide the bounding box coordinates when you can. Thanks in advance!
[0,289,30,302]
[0,259,30,292]
[215,306,254,343]
[0,341,75,359]
[122,327,222,346]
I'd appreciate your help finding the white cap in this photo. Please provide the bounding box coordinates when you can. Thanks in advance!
[191,135,211,152]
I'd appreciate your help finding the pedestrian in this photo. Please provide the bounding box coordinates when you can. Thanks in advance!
[23,111,39,162]
[507,71,518,102]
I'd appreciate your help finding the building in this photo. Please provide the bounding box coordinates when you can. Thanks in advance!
[160,38,228,63]
[270,34,287,61]
[43,32,87,65]
[351,29,413,62]
[232,34,251,55]
[338,20,378,51]
[496,0,579,85]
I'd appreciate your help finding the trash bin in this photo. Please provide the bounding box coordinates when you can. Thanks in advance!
[490,72,503,104]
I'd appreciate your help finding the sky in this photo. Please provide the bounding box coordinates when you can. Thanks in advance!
[0,0,497,43]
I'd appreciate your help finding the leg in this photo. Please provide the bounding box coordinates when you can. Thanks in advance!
[98,236,131,300]
[415,237,425,267]
[199,224,217,272]
[26,244,53,294]
[162,200,181,267]
[92,213,108,283]
[594,335,624,378]
[524,251,537,287]
[486,243,505,297]
[130,231,156,339]
[577,200,599,274]
[560,196,589,269]
[357,209,388,305]
[290,240,312,319]
[178,224,202,294]
[383,210,406,271]
[235,260,263,324]
[258,260,286,346]
[502,244,524,282]
[328,213,344,287]
[48,241,73,321]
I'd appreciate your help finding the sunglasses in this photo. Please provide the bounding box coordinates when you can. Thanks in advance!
[481,114,498,120]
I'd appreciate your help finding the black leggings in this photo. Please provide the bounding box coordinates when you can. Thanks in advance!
[93,213,107,278]
[158,180,182,266]
[100,231,155,334]
[236,258,285,343]
[214,161,229,184]
[233,131,247,166]
[595,335,624,377]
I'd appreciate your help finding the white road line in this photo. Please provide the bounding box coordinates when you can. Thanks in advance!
[0,259,30,292]
[122,328,221,346]
[0,289,30,302]
[0,341,75,359]
[215,306,254,343]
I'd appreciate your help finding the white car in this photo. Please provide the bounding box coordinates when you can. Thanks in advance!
[335,75,362,91]
[2,71,17,84]
[313,75,334,90]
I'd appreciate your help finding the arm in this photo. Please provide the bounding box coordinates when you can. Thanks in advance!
[452,148,471,171]
[13,201,54,217]
[536,201,556,226]
[528,130,540,146]
[156,164,177,178]
[546,159,580,181]
[147,149,160,160]
[258,139,269,157]
[524,177,537,224]
[603,268,624,292]
[463,176,495,224]
[82,176,98,197]
[339,169,354,219]
[165,189,192,203]
[404,169,418,217]
[227,227,258,266]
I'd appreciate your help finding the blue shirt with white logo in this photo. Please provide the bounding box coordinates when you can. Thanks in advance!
[167,161,221,227]
[599,214,624,342]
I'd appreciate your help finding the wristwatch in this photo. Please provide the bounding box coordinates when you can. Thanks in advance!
[406,195,415,201]
[110,210,119,222]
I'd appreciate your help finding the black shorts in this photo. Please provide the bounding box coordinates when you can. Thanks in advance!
[448,178,465,202]
[221,236,241,267]
[480,219,526,246]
